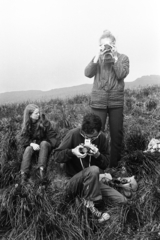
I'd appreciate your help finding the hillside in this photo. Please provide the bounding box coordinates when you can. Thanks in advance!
[1,86,160,239]
[0,84,92,105]
[125,75,160,89]
[0,75,160,105]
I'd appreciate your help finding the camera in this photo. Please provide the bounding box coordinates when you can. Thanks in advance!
[79,139,93,154]
[79,145,92,154]
[102,44,114,63]
[104,44,112,51]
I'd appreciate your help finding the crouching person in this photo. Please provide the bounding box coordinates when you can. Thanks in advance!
[20,104,58,184]
[53,113,127,223]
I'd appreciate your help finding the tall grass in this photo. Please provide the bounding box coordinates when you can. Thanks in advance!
[1,87,160,239]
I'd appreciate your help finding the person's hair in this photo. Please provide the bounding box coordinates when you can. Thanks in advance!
[21,104,39,134]
[99,30,116,45]
[81,113,102,134]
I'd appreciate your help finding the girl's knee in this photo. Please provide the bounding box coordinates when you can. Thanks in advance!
[40,141,50,148]
[24,146,33,153]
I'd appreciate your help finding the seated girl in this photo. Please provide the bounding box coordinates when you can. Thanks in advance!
[20,103,58,184]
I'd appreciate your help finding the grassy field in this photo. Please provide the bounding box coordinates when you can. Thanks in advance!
[1,86,160,239]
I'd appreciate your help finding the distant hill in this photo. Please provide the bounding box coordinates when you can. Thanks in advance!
[125,75,160,89]
[0,84,93,105]
[0,75,160,105]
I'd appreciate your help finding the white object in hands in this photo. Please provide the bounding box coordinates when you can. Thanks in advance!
[30,143,40,151]
[84,139,91,146]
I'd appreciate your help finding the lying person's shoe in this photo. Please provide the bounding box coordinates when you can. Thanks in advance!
[83,199,110,223]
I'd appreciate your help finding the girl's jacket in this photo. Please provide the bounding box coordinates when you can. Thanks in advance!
[20,113,58,149]
[53,127,109,177]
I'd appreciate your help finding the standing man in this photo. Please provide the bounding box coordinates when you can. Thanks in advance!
[84,30,129,168]
[53,113,127,223]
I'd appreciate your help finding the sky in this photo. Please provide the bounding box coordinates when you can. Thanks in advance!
[0,0,160,93]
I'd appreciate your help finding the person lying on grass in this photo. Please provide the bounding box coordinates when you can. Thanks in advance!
[19,103,58,184]
[53,113,127,223]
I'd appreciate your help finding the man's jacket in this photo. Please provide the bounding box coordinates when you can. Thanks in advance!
[85,53,129,109]
[53,127,109,177]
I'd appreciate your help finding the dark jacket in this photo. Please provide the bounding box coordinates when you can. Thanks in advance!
[53,127,109,177]
[85,53,129,109]
[20,113,58,149]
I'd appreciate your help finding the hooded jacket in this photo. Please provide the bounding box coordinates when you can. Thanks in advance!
[85,53,129,109]
[20,113,58,149]
[53,127,109,177]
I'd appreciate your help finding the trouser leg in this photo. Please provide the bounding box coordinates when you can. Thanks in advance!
[108,107,123,168]
[21,146,34,174]
[66,166,102,202]
[91,108,107,131]
[37,141,51,169]
[99,181,127,204]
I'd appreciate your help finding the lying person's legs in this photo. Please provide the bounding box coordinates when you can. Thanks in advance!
[66,166,110,223]
[100,181,127,204]
[66,165,101,201]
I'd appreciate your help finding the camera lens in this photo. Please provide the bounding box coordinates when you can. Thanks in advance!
[80,147,88,154]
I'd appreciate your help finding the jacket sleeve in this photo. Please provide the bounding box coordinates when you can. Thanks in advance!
[20,133,31,149]
[45,120,58,148]
[53,131,74,163]
[112,54,129,80]
[84,59,98,78]
[93,137,110,170]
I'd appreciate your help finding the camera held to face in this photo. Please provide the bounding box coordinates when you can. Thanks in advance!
[100,44,114,63]
[79,139,93,155]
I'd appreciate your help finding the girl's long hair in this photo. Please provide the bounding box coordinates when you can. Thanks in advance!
[21,104,39,135]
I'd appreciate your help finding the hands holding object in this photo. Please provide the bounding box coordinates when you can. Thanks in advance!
[94,43,118,64]
[72,143,100,158]
[30,143,40,151]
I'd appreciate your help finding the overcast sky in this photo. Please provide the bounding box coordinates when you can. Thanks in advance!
[0,0,160,93]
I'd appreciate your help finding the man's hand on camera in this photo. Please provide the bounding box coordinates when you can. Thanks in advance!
[71,145,87,158]
[88,144,100,158]
[93,44,109,63]
[30,143,40,151]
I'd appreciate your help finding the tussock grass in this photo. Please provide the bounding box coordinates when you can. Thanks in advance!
[1,87,160,239]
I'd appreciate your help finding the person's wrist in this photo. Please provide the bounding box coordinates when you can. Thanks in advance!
[71,149,76,156]
[94,151,100,158]
[67,149,74,157]
[93,55,99,63]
